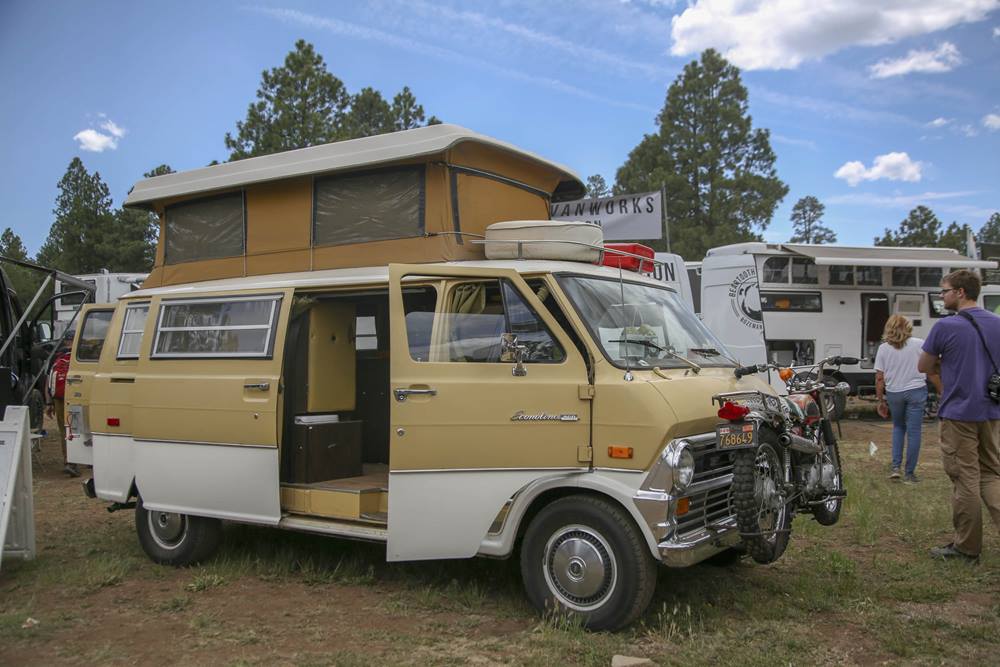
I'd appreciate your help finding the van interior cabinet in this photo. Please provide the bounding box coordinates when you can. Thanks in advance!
[285,417,363,483]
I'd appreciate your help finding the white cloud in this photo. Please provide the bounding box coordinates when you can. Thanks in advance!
[669,1,997,70]
[869,42,962,78]
[959,123,979,137]
[834,152,923,186]
[827,190,978,206]
[73,116,127,152]
[926,117,952,127]
[994,26,1000,37]
[984,113,1000,130]
[772,134,817,150]
[101,119,126,138]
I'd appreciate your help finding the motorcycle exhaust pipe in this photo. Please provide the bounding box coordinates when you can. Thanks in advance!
[778,432,823,454]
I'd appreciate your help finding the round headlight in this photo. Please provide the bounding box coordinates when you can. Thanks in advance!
[668,442,695,492]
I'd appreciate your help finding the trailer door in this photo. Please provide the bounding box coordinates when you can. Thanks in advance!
[387,264,591,561]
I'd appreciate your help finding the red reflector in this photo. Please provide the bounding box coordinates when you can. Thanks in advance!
[717,401,750,421]
[107,417,120,427]
[602,243,655,273]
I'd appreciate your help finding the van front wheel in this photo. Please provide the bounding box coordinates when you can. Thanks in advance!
[135,497,222,566]
[519,495,657,631]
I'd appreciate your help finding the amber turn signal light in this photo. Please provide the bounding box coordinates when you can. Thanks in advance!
[676,497,690,516]
[608,446,633,459]
[779,367,794,382]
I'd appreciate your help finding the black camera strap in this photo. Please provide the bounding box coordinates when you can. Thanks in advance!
[957,310,999,374]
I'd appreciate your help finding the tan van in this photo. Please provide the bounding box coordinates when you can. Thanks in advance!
[67,125,773,630]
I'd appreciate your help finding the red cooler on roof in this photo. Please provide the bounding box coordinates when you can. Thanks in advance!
[601,243,655,273]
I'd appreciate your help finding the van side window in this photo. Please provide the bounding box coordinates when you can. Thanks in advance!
[76,310,113,362]
[117,303,149,359]
[760,291,822,312]
[856,266,883,286]
[918,267,943,287]
[164,192,244,264]
[891,267,917,287]
[403,286,438,362]
[436,280,563,363]
[828,265,853,286]
[790,258,817,284]
[152,295,282,358]
[762,257,789,283]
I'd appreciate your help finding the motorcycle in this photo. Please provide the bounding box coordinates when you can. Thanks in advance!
[712,356,855,564]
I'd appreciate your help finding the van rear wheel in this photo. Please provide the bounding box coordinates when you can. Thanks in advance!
[135,496,222,566]
[519,495,656,631]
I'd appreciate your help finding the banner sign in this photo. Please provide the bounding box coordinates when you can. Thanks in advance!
[549,191,662,240]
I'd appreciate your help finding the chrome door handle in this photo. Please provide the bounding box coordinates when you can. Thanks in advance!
[394,388,437,402]
[243,382,271,391]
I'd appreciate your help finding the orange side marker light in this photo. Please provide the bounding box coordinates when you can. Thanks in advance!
[608,446,634,459]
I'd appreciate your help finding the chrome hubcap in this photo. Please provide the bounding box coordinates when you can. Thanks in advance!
[149,511,187,549]
[753,444,786,542]
[543,525,617,611]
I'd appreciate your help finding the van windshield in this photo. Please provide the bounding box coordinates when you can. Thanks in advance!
[558,276,735,370]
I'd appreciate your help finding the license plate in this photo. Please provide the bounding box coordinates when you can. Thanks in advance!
[716,421,758,449]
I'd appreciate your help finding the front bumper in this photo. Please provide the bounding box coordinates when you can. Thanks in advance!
[658,515,741,567]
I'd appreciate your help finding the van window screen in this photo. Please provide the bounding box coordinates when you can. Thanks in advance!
[891,267,917,287]
[762,257,789,283]
[918,267,943,287]
[76,310,113,362]
[117,303,149,358]
[790,258,818,284]
[164,193,244,264]
[856,266,883,286]
[314,167,423,246]
[152,295,281,358]
[760,291,822,312]
[828,265,853,286]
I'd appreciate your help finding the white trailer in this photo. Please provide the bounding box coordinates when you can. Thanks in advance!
[53,270,147,338]
[651,252,694,307]
[699,243,997,395]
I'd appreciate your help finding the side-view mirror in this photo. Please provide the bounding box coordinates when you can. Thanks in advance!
[500,333,527,377]
[34,322,53,341]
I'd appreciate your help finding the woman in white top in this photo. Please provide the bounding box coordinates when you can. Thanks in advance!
[874,315,938,483]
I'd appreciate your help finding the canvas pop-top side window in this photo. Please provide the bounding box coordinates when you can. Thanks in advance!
[313,166,425,247]
[164,192,245,264]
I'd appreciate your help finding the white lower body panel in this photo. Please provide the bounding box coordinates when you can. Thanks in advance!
[135,440,281,525]
[92,434,136,502]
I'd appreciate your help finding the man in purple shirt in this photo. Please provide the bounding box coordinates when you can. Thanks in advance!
[918,270,1000,563]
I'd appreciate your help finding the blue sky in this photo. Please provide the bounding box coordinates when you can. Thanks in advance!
[1,0,998,258]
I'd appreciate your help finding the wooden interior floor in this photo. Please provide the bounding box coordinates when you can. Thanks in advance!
[284,463,388,492]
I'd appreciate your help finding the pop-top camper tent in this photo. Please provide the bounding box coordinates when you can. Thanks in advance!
[124,124,585,288]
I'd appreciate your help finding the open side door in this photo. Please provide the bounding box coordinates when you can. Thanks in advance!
[387,264,591,561]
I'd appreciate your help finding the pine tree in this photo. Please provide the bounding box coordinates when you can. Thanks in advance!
[225,40,351,160]
[109,164,176,272]
[789,196,836,244]
[875,206,968,252]
[615,49,787,259]
[586,174,610,198]
[0,228,42,305]
[344,87,394,139]
[979,212,1000,244]
[37,158,116,273]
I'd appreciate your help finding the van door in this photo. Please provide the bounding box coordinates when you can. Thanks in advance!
[65,306,114,450]
[387,264,591,561]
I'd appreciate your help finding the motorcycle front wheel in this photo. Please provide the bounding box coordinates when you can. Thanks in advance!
[731,429,792,564]
[811,419,844,526]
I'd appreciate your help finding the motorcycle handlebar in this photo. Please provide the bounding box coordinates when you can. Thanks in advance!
[828,356,860,366]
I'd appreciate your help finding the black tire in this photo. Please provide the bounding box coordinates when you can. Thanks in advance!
[732,429,792,564]
[812,420,844,526]
[519,495,657,631]
[135,496,223,566]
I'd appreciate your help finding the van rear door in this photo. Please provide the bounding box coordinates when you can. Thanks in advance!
[65,306,114,460]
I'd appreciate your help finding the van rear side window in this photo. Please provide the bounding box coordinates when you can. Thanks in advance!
[117,303,149,359]
[152,295,282,358]
[76,310,113,362]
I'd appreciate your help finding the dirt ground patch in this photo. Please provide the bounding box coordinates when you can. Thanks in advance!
[3,416,1000,666]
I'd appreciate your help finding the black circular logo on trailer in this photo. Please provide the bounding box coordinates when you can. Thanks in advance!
[728,268,763,330]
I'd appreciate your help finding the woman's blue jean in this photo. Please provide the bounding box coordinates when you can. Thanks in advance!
[886,386,927,475]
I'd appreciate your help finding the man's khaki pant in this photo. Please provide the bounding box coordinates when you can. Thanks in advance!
[940,419,1000,555]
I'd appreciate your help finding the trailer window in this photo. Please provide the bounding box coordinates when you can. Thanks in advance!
[76,310,113,362]
[313,166,424,247]
[856,266,883,286]
[918,267,944,287]
[762,257,789,283]
[117,303,149,359]
[891,267,917,287]
[791,258,818,284]
[164,192,245,264]
[985,295,1000,315]
[152,295,282,358]
[760,291,822,312]
[928,294,950,318]
[828,265,853,286]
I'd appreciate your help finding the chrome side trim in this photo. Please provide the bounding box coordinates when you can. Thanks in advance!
[390,466,590,474]
[132,437,275,449]
[278,514,388,542]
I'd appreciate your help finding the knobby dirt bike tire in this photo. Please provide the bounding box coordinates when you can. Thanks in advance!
[731,428,792,564]
[811,419,844,526]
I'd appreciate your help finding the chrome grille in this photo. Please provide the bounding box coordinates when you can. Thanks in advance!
[675,432,735,537]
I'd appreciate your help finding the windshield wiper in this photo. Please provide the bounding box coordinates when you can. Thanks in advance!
[608,338,702,374]
[688,346,739,365]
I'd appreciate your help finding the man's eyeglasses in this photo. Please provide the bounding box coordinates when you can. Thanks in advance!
[939,287,959,296]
